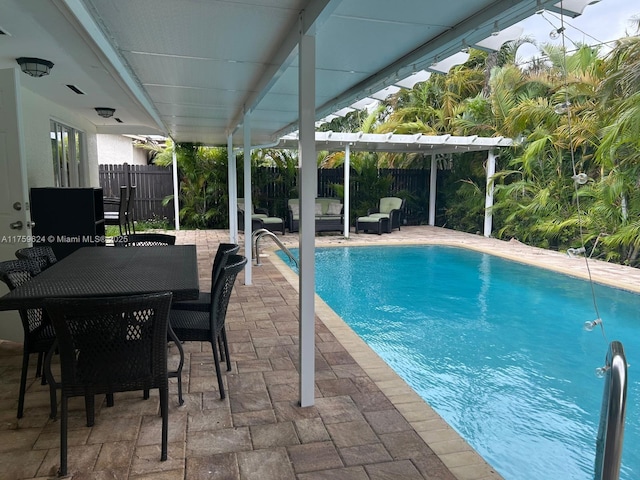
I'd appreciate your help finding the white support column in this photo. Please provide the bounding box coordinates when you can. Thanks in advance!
[483,150,497,238]
[428,154,437,226]
[172,145,180,231]
[243,113,253,284]
[227,134,238,244]
[298,32,316,407]
[343,143,350,238]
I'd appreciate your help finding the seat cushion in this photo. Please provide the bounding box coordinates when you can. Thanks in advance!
[262,217,283,225]
[369,213,390,219]
[357,216,382,223]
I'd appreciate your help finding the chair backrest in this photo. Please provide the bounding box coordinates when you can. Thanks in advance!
[113,185,129,231]
[378,197,403,214]
[126,185,137,232]
[237,198,262,214]
[15,246,58,270]
[0,259,47,335]
[210,254,247,334]
[45,292,172,396]
[211,243,240,286]
[114,233,176,247]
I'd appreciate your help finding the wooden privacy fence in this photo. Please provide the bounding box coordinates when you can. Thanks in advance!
[254,166,431,224]
[100,164,432,227]
[99,164,174,224]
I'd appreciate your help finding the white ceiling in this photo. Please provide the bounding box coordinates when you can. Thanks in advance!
[0,0,593,146]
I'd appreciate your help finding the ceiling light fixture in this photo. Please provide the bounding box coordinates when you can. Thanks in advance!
[95,107,116,118]
[16,57,54,77]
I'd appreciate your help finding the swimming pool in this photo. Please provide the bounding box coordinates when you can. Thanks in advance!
[278,245,638,480]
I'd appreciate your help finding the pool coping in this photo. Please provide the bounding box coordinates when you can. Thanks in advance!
[265,231,639,480]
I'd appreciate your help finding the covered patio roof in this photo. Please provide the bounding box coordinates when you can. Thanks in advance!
[2,0,595,146]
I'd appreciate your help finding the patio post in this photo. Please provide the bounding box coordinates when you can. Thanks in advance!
[172,145,180,231]
[429,154,437,226]
[483,150,496,237]
[227,134,238,244]
[343,143,350,238]
[298,31,316,407]
[243,112,253,285]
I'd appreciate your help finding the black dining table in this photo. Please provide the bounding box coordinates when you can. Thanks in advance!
[0,245,199,310]
[0,244,199,406]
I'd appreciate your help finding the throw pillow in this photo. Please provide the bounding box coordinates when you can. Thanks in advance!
[290,203,299,215]
[315,202,323,215]
[327,202,342,215]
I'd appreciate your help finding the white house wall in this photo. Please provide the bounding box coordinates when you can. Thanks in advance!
[21,87,100,188]
[96,134,147,166]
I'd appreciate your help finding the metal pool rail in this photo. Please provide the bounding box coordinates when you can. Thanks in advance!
[252,228,298,269]
[595,341,627,480]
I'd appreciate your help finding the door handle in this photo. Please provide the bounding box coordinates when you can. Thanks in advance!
[10,221,23,230]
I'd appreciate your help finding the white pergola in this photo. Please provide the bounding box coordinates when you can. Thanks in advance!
[274,131,513,238]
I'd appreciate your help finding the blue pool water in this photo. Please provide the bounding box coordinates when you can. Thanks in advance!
[278,245,638,480]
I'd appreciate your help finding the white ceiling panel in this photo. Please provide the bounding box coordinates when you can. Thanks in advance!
[0,0,599,145]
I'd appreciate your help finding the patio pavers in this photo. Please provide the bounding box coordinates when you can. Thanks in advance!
[3,225,639,479]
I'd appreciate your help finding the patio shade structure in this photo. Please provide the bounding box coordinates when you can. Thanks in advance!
[1,0,600,407]
[274,132,514,238]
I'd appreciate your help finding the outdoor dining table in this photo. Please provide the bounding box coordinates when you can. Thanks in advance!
[0,244,199,406]
[0,245,199,310]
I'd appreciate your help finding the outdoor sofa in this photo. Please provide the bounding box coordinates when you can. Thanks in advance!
[287,198,344,233]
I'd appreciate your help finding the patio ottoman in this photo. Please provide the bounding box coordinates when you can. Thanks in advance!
[355,216,389,235]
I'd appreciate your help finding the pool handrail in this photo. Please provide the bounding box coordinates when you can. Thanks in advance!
[252,228,299,269]
[594,340,627,480]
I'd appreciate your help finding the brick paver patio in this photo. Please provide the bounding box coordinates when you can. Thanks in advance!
[1,226,638,479]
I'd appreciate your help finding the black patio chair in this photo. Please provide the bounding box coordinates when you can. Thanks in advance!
[125,185,137,235]
[171,243,239,311]
[44,292,173,477]
[114,233,176,247]
[104,185,129,235]
[0,259,57,419]
[15,245,58,271]
[169,254,247,399]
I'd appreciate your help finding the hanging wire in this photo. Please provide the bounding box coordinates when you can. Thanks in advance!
[557,4,606,342]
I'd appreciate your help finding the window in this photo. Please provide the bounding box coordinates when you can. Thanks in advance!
[50,120,87,187]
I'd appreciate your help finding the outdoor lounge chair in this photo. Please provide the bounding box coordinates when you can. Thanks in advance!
[169,254,247,400]
[237,198,285,235]
[356,197,405,234]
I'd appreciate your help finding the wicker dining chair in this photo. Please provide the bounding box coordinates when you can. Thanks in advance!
[171,243,239,311]
[169,254,247,399]
[104,185,129,235]
[113,233,176,247]
[44,292,173,477]
[0,259,57,419]
[15,245,58,271]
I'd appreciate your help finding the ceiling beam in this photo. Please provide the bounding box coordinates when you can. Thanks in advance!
[227,0,343,136]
